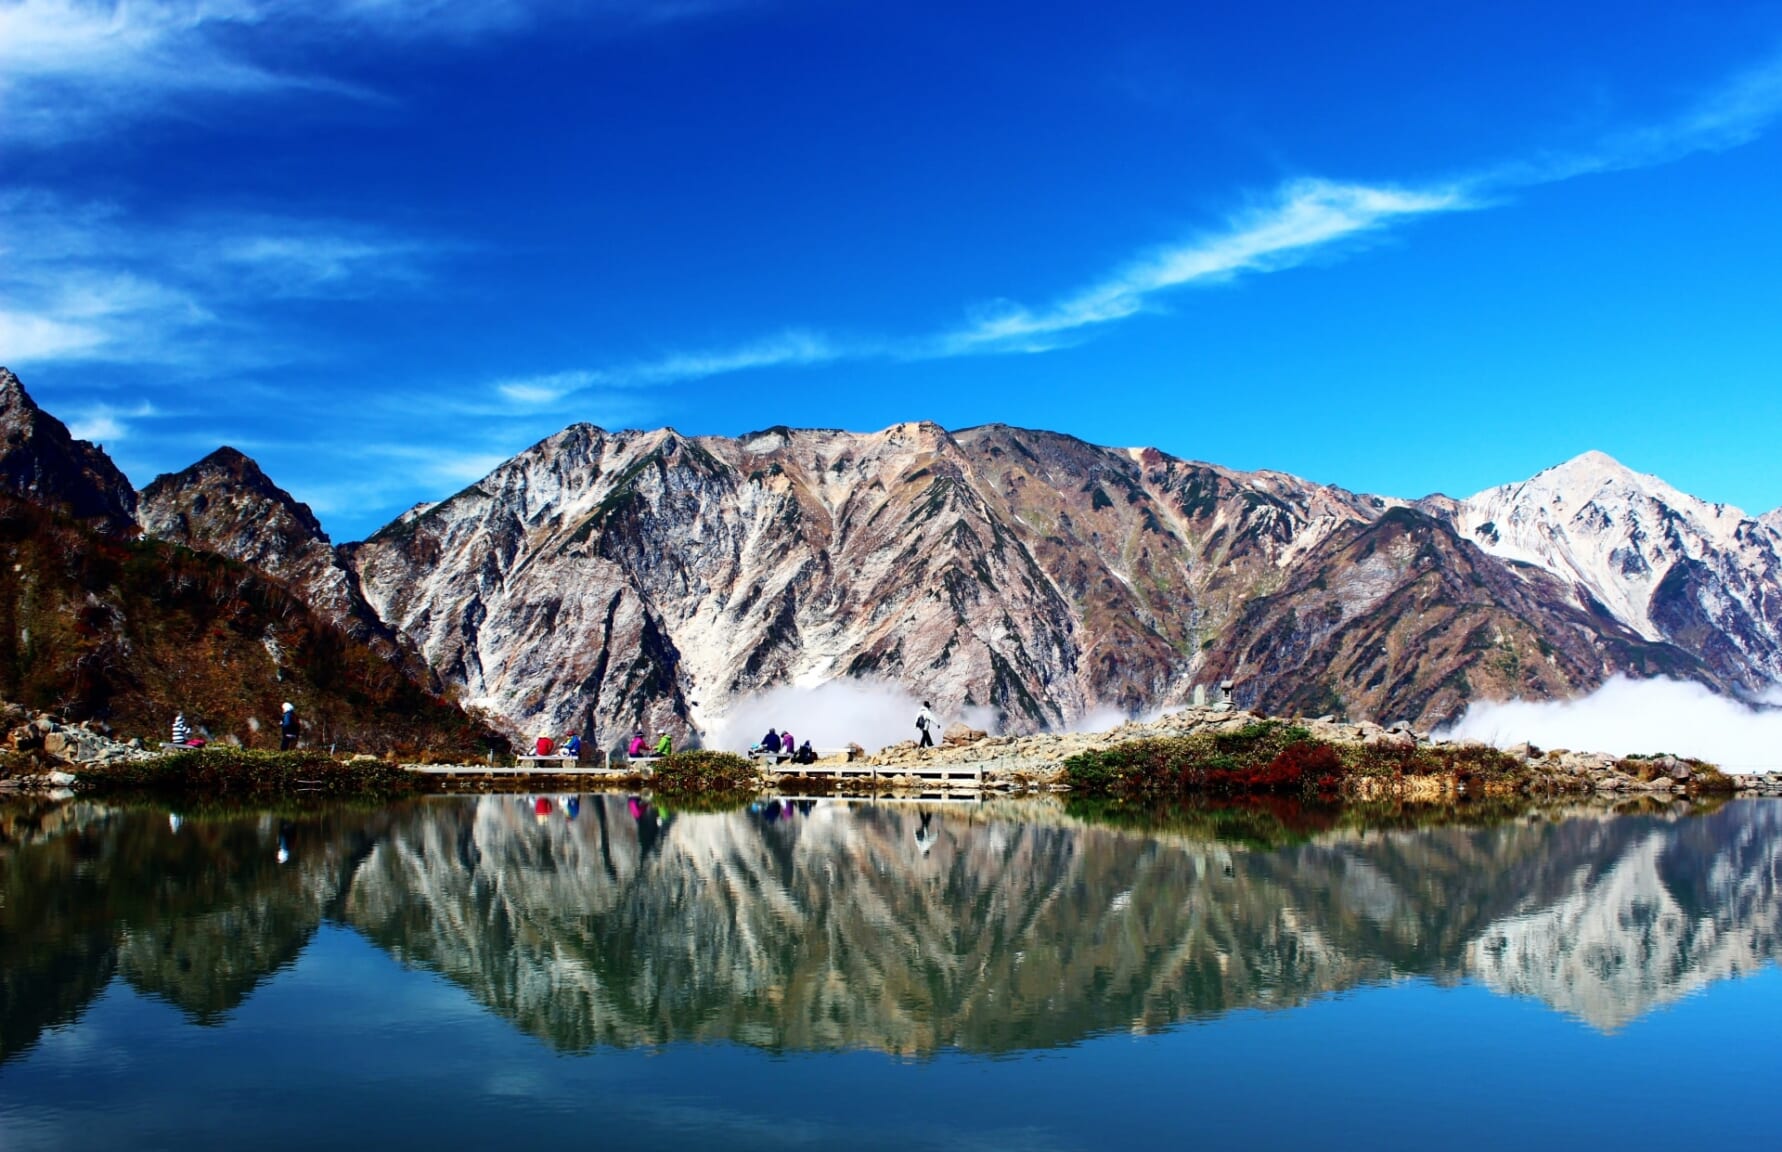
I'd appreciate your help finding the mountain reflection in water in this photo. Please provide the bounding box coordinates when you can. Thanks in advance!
[3,795,1780,1064]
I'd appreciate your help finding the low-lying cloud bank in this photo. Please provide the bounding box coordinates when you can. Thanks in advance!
[1443,676,1782,773]
[708,681,997,754]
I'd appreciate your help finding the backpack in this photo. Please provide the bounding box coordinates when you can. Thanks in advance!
[916,713,929,731]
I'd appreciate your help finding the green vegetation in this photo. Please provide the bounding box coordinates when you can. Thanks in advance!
[78,748,422,799]
[1063,722,1529,800]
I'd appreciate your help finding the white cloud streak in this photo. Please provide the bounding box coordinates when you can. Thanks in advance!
[938,179,1467,354]
[493,330,843,408]
[501,46,1782,400]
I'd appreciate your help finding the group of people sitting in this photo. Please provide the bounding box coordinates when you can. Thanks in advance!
[627,729,673,759]
[529,729,674,761]
[751,727,818,764]
[531,732,583,758]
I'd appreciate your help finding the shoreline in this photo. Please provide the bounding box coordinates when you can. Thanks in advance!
[6,702,1781,801]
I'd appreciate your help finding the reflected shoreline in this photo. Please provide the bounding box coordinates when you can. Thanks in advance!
[4,793,1779,1063]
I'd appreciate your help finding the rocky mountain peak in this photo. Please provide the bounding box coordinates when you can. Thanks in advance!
[134,444,439,684]
[0,366,138,534]
[1450,449,1782,688]
[140,447,330,557]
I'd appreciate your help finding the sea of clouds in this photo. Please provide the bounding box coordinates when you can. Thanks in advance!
[1442,676,1782,773]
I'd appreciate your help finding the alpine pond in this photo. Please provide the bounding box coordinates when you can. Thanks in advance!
[3,794,1781,1151]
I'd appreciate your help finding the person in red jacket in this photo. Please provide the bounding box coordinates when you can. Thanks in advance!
[535,734,554,756]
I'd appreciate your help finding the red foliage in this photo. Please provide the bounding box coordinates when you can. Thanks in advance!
[1201,741,1344,795]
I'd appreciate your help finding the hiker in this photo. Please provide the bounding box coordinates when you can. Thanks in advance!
[916,701,935,748]
[793,740,817,765]
[627,729,647,757]
[654,731,673,756]
[563,732,582,760]
[535,733,554,756]
[280,702,299,751]
[171,713,190,746]
[760,728,782,754]
[779,729,794,757]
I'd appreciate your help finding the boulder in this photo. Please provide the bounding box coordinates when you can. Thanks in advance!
[1363,729,1417,751]
[942,723,988,747]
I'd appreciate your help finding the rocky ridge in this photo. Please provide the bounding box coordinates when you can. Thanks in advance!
[1447,451,1782,691]
[138,447,432,680]
[333,419,1781,743]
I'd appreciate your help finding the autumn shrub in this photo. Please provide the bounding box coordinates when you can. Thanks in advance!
[1063,723,1331,799]
[652,750,758,795]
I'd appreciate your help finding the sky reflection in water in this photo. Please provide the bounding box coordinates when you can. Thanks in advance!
[2,795,1779,1151]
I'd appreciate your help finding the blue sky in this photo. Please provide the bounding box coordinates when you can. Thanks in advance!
[4,0,1782,540]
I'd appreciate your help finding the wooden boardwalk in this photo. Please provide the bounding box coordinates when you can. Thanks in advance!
[404,755,988,789]
[767,761,986,787]
[406,763,649,778]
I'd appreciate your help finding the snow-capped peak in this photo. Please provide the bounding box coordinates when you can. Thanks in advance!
[1451,451,1782,683]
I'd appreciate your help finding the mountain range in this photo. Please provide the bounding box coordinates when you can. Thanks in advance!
[4,365,1779,745]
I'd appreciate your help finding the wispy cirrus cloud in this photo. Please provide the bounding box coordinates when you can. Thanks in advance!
[1486,49,1782,187]
[496,45,1782,404]
[493,177,1468,405]
[0,0,749,144]
[936,179,1467,355]
[493,330,844,408]
[0,189,440,367]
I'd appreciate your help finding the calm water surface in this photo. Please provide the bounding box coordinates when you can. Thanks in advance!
[3,794,1780,1150]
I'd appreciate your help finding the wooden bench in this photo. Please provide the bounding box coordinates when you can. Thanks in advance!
[517,754,581,769]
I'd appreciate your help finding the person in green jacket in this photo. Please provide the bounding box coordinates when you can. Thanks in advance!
[654,732,673,756]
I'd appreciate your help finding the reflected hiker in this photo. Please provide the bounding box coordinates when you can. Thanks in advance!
[916,701,935,748]
[280,702,298,751]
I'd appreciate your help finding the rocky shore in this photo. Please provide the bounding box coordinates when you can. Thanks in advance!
[850,706,1782,798]
[6,697,1780,801]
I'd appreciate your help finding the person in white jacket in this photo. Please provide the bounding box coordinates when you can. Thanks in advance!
[916,702,936,749]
